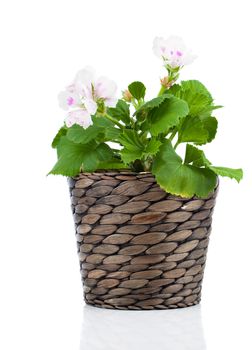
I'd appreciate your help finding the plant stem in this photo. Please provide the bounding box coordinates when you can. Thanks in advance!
[174,140,180,150]
[169,129,177,141]
[158,85,166,96]
[104,113,124,129]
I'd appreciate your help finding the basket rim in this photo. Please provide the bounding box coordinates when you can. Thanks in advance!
[69,171,219,199]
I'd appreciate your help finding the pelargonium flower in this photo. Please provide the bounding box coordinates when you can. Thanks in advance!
[58,66,117,128]
[153,36,196,69]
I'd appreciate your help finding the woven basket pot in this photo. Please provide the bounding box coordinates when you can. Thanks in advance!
[68,171,218,310]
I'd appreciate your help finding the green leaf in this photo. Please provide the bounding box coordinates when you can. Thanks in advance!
[92,115,114,128]
[181,80,213,100]
[200,105,223,116]
[184,144,211,167]
[107,99,131,125]
[152,140,217,198]
[145,138,162,155]
[67,124,102,144]
[95,143,114,161]
[135,95,169,117]
[97,160,127,170]
[177,116,209,144]
[134,95,171,129]
[208,166,243,182]
[182,91,211,117]
[185,145,243,182]
[118,130,161,165]
[79,150,100,172]
[168,80,218,117]
[66,118,121,145]
[118,129,144,151]
[118,130,144,164]
[166,84,181,96]
[49,136,98,176]
[105,127,121,140]
[200,116,218,143]
[128,81,146,100]
[120,148,143,164]
[51,126,67,148]
[92,115,121,140]
[148,96,189,136]
[177,115,218,145]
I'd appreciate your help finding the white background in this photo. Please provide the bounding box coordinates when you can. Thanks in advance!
[0,0,251,349]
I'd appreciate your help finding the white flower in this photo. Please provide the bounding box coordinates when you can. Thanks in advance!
[74,67,117,111]
[153,36,196,68]
[65,109,93,128]
[58,66,117,128]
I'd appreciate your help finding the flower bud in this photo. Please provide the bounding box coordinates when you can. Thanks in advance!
[160,76,170,88]
[123,89,133,102]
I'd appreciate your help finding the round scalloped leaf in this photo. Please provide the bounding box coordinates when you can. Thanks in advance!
[128,81,146,100]
[149,96,189,136]
[152,140,217,198]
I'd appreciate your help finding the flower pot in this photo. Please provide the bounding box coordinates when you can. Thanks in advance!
[68,171,218,310]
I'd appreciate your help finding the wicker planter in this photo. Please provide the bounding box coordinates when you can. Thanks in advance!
[68,171,218,310]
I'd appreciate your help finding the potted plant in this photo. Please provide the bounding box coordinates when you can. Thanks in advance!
[49,36,242,310]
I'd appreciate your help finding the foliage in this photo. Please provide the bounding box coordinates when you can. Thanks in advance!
[50,69,243,197]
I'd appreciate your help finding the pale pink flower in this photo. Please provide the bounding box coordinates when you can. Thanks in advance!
[153,36,196,68]
[74,67,117,111]
[58,66,117,128]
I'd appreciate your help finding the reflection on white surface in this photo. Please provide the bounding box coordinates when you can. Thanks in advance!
[80,304,206,350]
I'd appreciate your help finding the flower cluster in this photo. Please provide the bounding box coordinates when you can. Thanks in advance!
[153,36,196,87]
[153,36,196,69]
[58,67,117,128]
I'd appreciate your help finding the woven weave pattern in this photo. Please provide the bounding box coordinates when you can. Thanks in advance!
[69,171,217,310]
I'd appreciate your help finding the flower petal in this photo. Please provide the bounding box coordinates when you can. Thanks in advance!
[75,66,95,97]
[94,76,117,100]
[58,91,81,110]
[165,36,186,53]
[181,52,197,65]
[66,83,76,94]
[153,37,169,57]
[65,109,93,128]
[58,91,70,110]
[75,66,95,86]
[85,98,98,115]
[105,97,118,107]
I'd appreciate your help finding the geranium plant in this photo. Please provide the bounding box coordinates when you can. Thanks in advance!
[50,36,243,198]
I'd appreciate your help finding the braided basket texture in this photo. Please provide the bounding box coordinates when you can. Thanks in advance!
[68,171,218,310]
